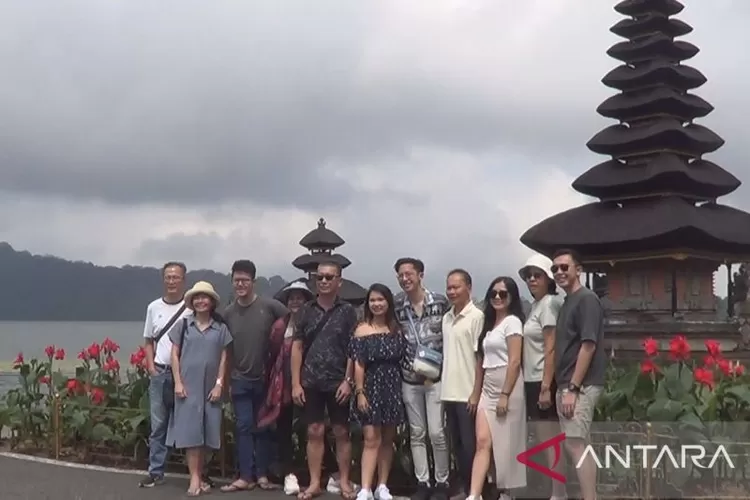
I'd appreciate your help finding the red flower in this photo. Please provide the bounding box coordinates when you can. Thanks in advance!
[717,358,732,377]
[66,379,82,393]
[86,342,100,359]
[703,355,716,367]
[130,346,147,367]
[643,337,659,357]
[103,358,120,372]
[54,348,65,361]
[13,352,23,367]
[44,345,56,358]
[101,338,120,355]
[77,349,88,361]
[694,367,714,388]
[705,340,721,358]
[734,363,746,376]
[39,375,50,384]
[90,387,106,405]
[640,359,659,374]
[669,335,691,361]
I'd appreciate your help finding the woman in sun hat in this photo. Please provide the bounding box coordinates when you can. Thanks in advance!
[258,280,314,495]
[166,280,233,497]
[518,254,567,500]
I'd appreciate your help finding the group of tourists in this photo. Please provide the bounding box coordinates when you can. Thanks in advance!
[138,248,606,500]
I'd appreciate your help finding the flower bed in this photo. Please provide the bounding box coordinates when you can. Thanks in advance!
[1,335,750,498]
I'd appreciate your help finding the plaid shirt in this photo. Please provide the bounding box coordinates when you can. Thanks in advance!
[394,289,449,384]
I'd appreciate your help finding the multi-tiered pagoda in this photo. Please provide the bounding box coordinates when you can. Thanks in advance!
[282,218,366,305]
[521,0,750,323]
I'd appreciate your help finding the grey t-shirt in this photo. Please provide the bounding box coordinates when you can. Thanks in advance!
[223,296,289,380]
[554,286,606,387]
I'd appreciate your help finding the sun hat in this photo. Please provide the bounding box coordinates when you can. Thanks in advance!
[518,253,555,281]
[275,280,314,304]
[184,281,220,309]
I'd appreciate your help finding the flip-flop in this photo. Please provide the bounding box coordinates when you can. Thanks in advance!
[187,487,203,497]
[340,487,358,500]
[258,478,280,490]
[298,489,324,500]
[220,481,256,493]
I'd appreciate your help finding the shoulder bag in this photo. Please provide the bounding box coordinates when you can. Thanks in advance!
[406,308,442,380]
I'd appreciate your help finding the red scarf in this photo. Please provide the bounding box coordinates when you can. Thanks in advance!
[257,315,292,428]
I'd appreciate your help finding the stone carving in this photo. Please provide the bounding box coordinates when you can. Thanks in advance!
[731,263,750,308]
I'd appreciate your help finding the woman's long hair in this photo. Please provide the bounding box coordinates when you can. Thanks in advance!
[477,276,525,355]
[363,283,399,333]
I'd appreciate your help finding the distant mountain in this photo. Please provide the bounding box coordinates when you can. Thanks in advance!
[0,243,289,321]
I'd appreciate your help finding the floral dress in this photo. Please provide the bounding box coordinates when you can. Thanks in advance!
[349,332,406,426]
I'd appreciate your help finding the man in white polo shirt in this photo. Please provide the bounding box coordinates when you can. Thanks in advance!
[440,269,484,499]
[139,262,191,488]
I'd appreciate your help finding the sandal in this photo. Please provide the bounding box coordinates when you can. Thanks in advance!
[340,485,358,500]
[298,488,324,500]
[187,487,203,497]
[220,480,256,493]
[258,477,280,490]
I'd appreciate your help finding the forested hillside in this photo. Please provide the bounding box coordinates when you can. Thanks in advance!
[0,243,288,321]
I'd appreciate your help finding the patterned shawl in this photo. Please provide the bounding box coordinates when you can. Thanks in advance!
[257,315,292,428]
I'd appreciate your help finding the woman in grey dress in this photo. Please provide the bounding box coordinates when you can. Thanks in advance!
[168,281,232,496]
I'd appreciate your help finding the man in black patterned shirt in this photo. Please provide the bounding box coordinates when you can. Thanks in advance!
[291,261,358,500]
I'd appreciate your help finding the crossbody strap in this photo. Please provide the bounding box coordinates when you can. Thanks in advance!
[405,307,422,347]
[152,303,187,344]
[303,306,336,358]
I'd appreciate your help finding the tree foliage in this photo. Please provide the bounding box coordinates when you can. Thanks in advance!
[0,242,288,321]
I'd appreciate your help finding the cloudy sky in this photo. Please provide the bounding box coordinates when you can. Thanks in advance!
[1,0,749,294]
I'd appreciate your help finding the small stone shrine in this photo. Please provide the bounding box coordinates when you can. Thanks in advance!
[520,0,750,357]
[282,218,367,306]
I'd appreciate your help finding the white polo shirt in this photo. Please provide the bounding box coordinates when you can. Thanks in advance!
[142,298,189,366]
[440,301,484,402]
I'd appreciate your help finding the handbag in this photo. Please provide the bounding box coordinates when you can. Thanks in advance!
[406,308,443,380]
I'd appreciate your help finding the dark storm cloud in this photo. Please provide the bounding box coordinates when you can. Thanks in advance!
[1,0,750,212]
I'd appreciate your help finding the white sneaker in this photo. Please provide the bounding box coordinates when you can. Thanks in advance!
[357,489,374,500]
[284,474,300,496]
[374,484,392,500]
[499,494,512,500]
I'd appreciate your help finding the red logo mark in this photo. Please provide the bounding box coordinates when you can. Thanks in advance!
[516,432,566,483]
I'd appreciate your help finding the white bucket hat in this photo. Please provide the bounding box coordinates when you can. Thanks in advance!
[184,281,220,309]
[275,280,314,304]
[518,253,555,281]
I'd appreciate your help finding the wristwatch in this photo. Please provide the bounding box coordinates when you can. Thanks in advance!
[568,383,580,393]
[345,376,355,387]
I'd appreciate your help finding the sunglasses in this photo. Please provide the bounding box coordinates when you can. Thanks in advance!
[522,270,545,281]
[490,290,509,300]
[550,264,570,274]
[316,274,339,282]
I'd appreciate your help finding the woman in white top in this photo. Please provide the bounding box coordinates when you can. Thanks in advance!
[518,253,566,500]
[467,277,527,500]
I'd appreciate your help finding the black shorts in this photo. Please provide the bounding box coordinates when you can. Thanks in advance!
[302,387,350,426]
[524,381,558,421]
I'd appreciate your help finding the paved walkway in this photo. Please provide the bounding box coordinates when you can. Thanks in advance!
[0,454,319,500]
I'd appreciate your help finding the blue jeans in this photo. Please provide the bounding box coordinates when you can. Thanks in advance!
[147,366,173,477]
[231,377,272,481]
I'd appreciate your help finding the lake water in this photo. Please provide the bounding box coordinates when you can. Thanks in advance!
[0,321,143,395]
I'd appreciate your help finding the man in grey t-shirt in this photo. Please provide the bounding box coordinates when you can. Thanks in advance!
[221,260,289,493]
[551,248,605,500]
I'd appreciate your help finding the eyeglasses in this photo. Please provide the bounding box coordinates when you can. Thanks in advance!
[522,270,545,281]
[490,290,509,300]
[316,274,339,282]
[233,278,252,285]
[550,264,570,274]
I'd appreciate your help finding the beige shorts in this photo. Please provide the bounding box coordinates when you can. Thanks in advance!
[556,385,603,440]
